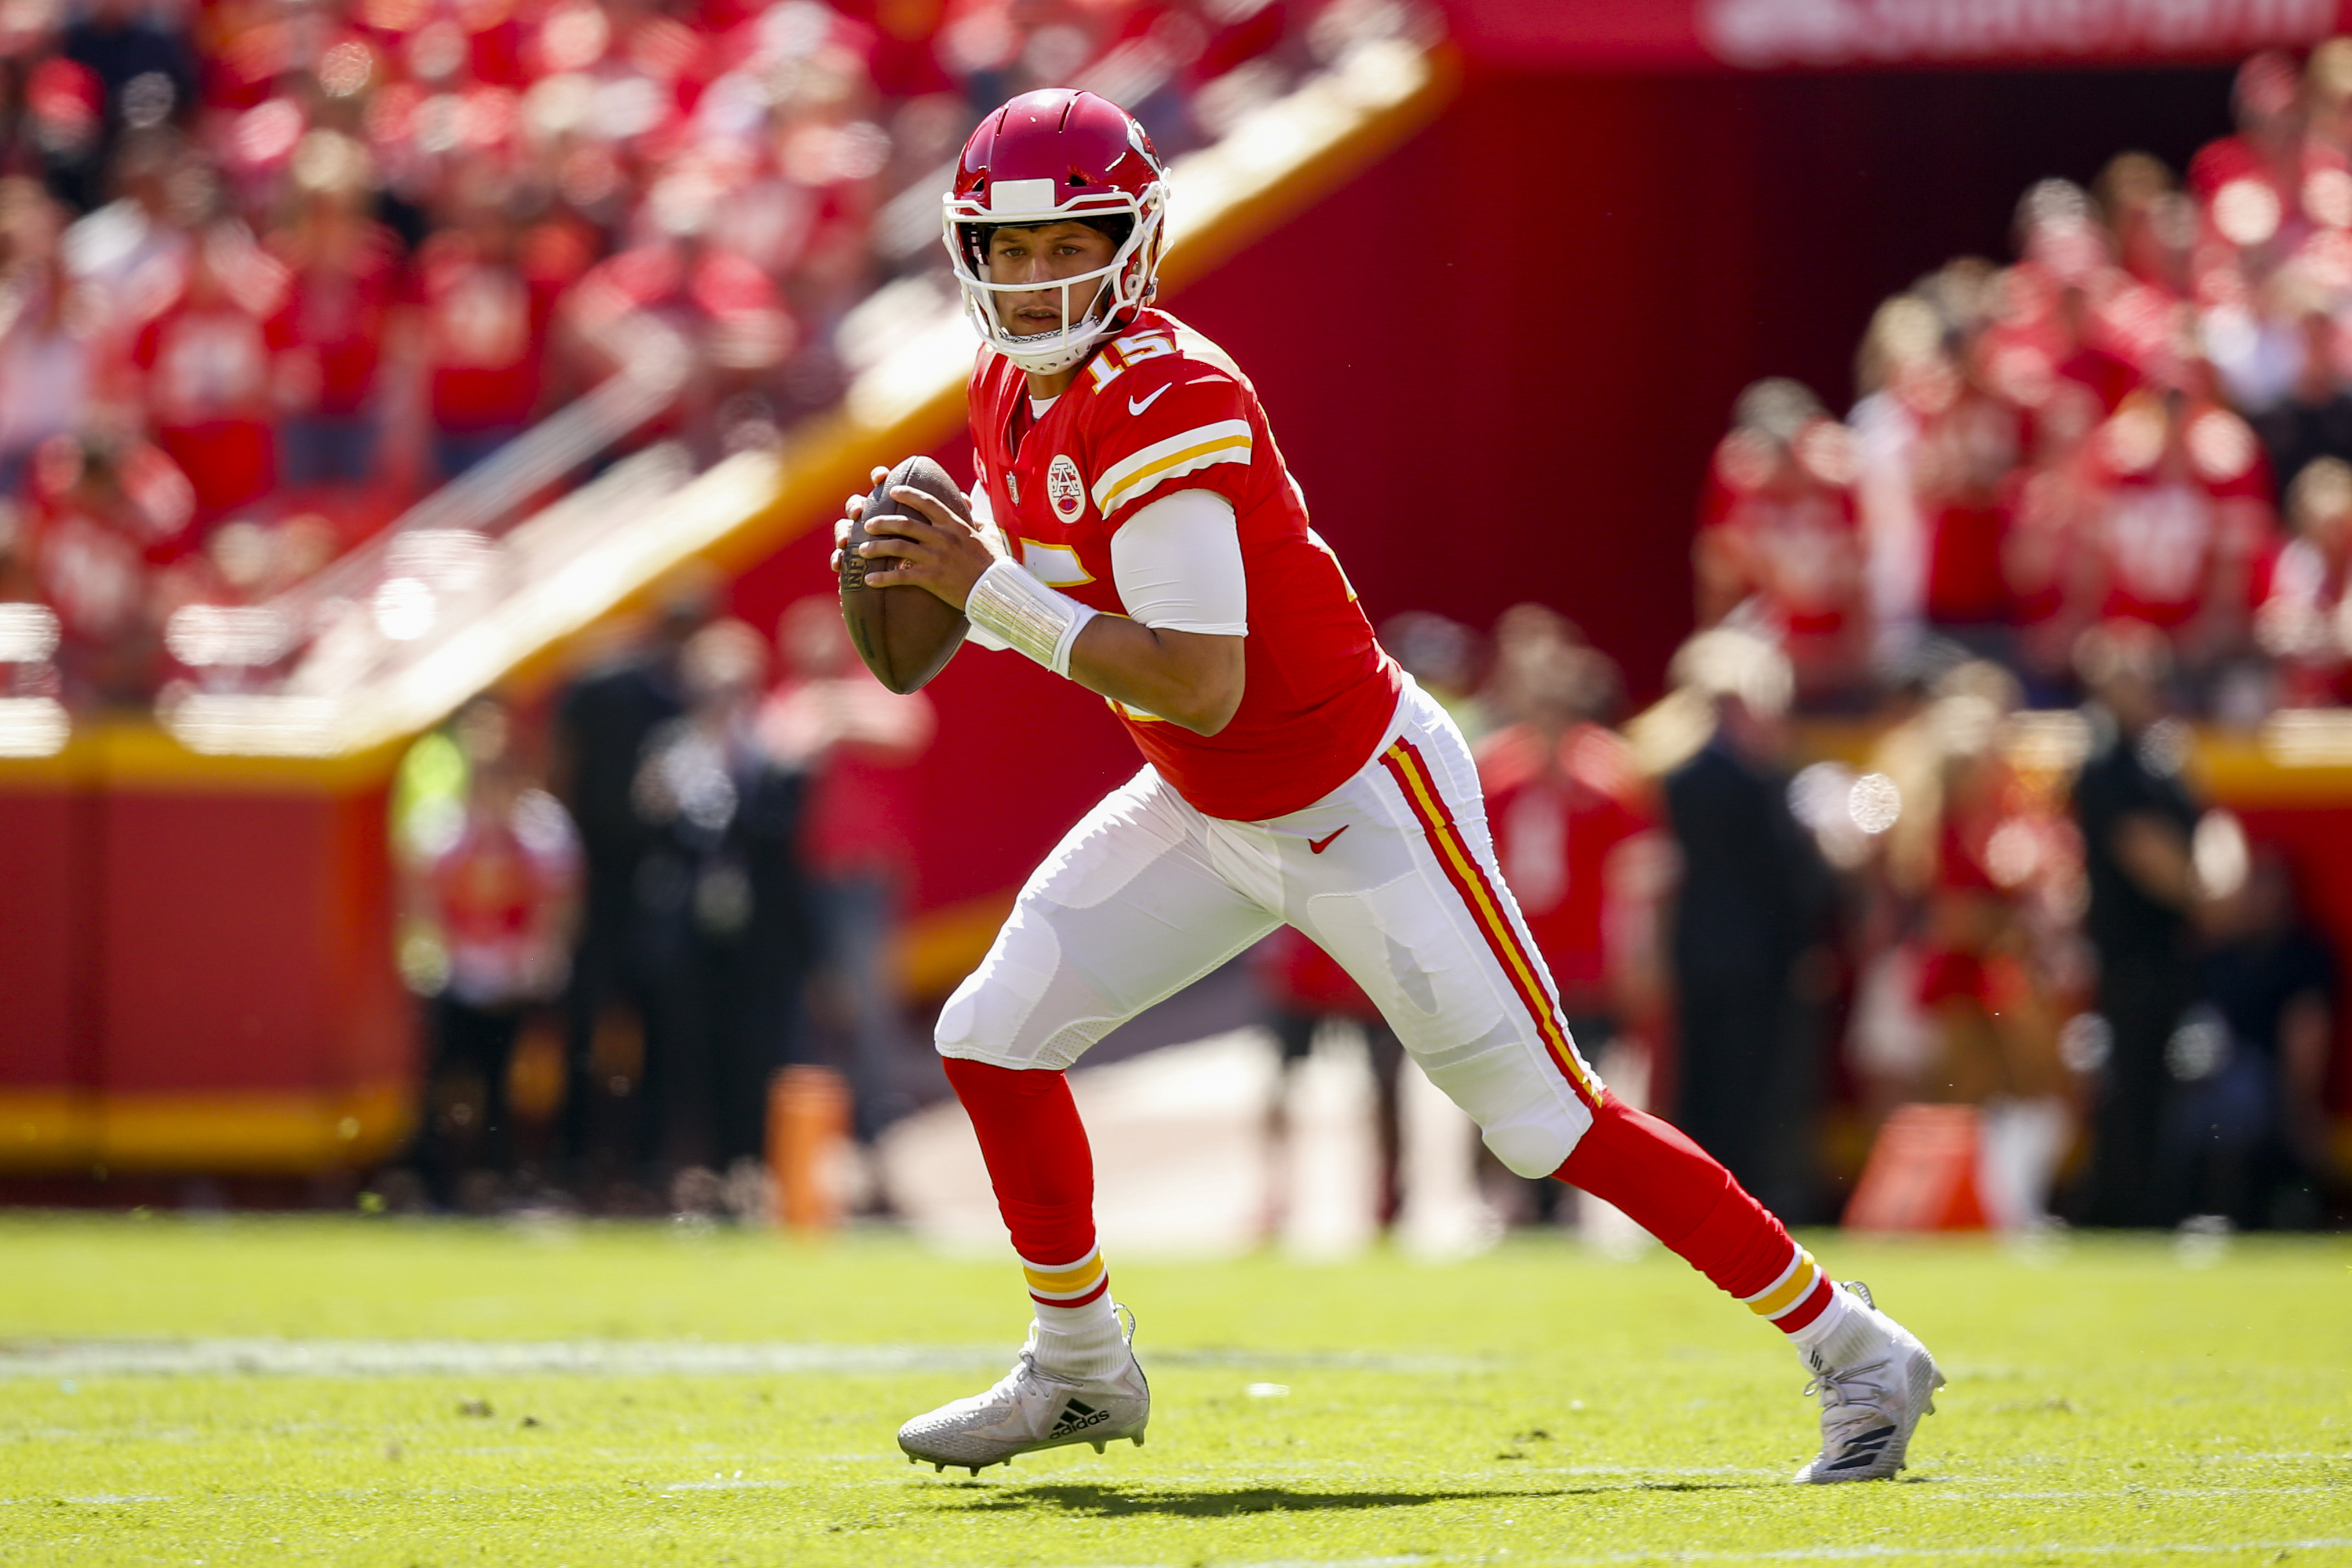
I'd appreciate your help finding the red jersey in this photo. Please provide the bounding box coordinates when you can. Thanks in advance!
[1475,721,1651,1012]
[1915,388,2028,628]
[131,291,284,521]
[425,789,581,1008]
[269,221,401,417]
[415,227,580,432]
[1697,422,1865,643]
[2088,398,2272,628]
[967,309,1401,822]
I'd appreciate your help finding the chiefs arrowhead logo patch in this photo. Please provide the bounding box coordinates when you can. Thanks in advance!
[1047,454,1085,522]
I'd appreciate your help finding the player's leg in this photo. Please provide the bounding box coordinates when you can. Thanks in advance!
[1286,680,1941,1482]
[899,765,1282,1472]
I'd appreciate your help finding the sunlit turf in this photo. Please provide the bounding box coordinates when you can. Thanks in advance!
[1,1214,2347,1566]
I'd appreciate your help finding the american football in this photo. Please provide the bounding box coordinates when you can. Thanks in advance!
[840,454,971,695]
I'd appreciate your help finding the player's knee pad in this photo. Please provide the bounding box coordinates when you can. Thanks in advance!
[1414,1018,1596,1179]
[933,913,1062,1068]
[1479,1115,1582,1180]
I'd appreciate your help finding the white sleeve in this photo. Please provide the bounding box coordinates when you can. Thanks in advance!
[1108,489,1248,636]
[965,484,1012,652]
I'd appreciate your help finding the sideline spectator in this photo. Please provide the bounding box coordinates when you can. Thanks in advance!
[2002,378,2106,704]
[2168,845,2339,1228]
[1475,635,1657,1092]
[1849,294,1940,670]
[1658,628,1835,1221]
[57,0,198,207]
[550,585,710,1195]
[630,617,807,1208]
[1908,663,2074,1230]
[1252,925,1407,1237]
[2070,620,2205,1227]
[758,593,934,1144]
[1475,632,1661,1224]
[399,696,582,1210]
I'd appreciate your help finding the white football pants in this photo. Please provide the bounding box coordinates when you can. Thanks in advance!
[936,679,1606,1177]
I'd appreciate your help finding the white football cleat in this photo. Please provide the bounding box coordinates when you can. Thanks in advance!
[1793,1282,1943,1483]
[898,1309,1150,1475]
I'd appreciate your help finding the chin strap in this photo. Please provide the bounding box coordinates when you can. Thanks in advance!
[965,559,1098,677]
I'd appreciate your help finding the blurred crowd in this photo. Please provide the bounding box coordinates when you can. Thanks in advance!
[385,584,936,1216]
[1368,606,2344,1237]
[0,0,1418,708]
[1700,46,2352,723]
[352,577,2352,1233]
[1673,46,2352,1234]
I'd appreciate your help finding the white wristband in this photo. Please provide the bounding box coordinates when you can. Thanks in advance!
[964,559,1098,677]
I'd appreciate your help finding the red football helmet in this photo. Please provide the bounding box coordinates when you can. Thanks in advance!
[943,89,1169,374]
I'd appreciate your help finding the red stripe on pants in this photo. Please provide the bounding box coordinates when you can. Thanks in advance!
[1376,738,1602,1112]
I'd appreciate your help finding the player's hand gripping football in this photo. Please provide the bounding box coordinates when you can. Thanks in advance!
[834,466,1002,610]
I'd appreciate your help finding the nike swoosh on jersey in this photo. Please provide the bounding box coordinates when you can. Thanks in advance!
[1126,384,1172,416]
[1307,826,1350,854]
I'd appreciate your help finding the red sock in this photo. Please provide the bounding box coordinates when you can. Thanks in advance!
[942,1057,1104,1303]
[1554,1091,1833,1333]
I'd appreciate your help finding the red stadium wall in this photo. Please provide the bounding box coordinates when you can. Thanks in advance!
[0,738,413,1177]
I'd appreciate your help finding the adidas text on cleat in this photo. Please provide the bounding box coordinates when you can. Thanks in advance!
[1793,1281,1944,1483]
[897,1309,1150,1474]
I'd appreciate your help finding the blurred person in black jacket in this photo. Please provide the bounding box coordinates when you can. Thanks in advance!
[549,585,709,1196]
[630,618,808,1208]
[2070,621,2204,1228]
[1660,629,1836,1222]
[2251,286,2352,506]
[2165,845,2340,1229]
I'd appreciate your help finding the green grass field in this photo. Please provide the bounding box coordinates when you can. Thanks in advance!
[1,1215,2346,1566]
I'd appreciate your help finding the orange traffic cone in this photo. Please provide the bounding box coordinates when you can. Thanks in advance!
[768,1065,851,1234]
[1843,1103,1989,1231]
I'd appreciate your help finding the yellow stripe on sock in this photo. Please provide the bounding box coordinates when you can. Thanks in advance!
[1748,1250,1819,1318]
[1022,1254,1106,1297]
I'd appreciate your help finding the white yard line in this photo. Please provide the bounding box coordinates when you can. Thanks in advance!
[0,1338,1483,1379]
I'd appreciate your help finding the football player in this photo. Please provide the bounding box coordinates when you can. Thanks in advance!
[838,89,1943,1483]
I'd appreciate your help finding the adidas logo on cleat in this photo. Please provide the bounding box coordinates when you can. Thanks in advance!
[1824,1424,1897,1471]
[1050,1398,1113,1439]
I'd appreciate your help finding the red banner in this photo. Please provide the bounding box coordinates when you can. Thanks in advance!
[1446,0,2348,71]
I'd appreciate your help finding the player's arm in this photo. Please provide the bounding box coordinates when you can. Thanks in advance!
[856,483,1246,736]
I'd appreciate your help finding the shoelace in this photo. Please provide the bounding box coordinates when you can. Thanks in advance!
[971,1344,1042,1406]
[1803,1355,1895,1436]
